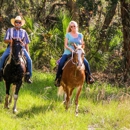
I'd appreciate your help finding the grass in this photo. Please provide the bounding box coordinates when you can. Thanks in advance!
[0,70,130,130]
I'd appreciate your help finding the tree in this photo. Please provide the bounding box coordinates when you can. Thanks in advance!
[99,0,118,51]
[120,0,130,81]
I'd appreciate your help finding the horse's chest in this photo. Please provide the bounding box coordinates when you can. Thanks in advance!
[4,64,24,81]
[67,67,84,77]
[11,66,23,76]
[62,68,85,86]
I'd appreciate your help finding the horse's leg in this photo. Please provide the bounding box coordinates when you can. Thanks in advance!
[69,88,74,105]
[9,84,16,104]
[65,87,70,110]
[13,81,22,113]
[66,87,75,109]
[4,94,9,109]
[63,93,66,104]
[75,86,82,116]
[13,94,18,113]
[4,82,11,109]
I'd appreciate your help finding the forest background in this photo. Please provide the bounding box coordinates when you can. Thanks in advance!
[0,0,130,129]
[0,0,130,87]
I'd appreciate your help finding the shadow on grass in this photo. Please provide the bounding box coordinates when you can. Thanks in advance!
[21,73,59,100]
[16,103,55,118]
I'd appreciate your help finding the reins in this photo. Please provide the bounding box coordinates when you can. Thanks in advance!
[62,49,83,70]
[71,51,78,65]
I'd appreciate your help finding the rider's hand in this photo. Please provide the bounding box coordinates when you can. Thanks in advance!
[19,39,25,46]
[71,49,74,53]
[8,39,13,46]
[10,39,13,43]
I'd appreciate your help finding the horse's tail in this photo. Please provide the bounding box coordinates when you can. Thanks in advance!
[57,85,64,96]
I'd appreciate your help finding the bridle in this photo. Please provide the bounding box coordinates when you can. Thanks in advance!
[62,47,85,70]
[71,47,85,67]
[11,41,23,65]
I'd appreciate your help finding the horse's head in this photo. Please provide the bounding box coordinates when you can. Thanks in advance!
[72,46,85,69]
[11,39,23,65]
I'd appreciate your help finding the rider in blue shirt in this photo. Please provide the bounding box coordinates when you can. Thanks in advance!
[55,21,94,87]
[0,16,32,83]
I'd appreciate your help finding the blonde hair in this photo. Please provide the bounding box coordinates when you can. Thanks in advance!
[66,21,78,33]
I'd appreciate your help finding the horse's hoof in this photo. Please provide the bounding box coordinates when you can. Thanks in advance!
[13,109,18,113]
[4,105,9,109]
[63,100,66,105]
[75,113,78,116]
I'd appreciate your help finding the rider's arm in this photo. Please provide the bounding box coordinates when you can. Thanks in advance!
[4,39,12,44]
[4,39,13,46]
[80,34,85,49]
[4,28,12,46]
[25,44,30,54]
[81,41,85,49]
[64,37,74,53]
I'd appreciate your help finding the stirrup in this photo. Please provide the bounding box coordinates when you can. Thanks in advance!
[86,76,95,84]
[24,72,32,84]
[54,78,60,87]
[25,78,32,84]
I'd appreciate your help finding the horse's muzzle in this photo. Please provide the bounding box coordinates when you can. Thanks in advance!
[77,63,85,70]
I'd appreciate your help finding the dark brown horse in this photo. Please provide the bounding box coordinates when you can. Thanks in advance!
[3,39,26,113]
[58,45,85,116]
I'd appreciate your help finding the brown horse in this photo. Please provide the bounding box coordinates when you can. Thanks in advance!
[3,39,26,113]
[58,45,85,116]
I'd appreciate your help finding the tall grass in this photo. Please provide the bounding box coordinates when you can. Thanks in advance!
[0,70,130,130]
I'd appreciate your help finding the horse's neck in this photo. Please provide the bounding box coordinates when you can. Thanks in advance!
[63,59,76,70]
[10,57,16,65]
[6,54,12,65]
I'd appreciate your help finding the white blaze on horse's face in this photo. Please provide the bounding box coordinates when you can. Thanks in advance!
[75,48,85,68]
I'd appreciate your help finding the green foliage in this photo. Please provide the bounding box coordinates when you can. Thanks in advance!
[61,12,71,35]
[90,51,109,71]
[0,0,125,74]
[107,28,123,50]
[22,11,72,70]
[0,43,6,56]
[50,57,56,71]
[82,16,123,72]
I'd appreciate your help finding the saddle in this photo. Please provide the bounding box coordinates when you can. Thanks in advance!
[2,55,27,77]
[4,55,27,68]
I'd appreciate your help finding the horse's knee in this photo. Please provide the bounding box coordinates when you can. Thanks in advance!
[4,94,9,109]
[75,100,78,106]
[14,94,18,100]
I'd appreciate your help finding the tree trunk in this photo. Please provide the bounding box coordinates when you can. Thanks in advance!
[67,0,79,21]
[120,0,130,80]
[0,0,3,39]
[99,1,118,51]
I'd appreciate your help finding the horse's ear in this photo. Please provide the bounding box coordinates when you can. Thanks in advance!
[73,43,78,49]
[81,43,85,49]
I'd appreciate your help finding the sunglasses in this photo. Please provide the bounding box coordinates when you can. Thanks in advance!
[15,21,21,24]
[70,25,76,28]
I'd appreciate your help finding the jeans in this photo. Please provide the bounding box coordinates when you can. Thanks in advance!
[23,47,32,77]
[56,54,91,79]
[0,46,32,77]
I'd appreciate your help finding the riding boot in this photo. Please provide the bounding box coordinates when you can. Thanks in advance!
[85,71,94,84]
[0,69,3,81]
[24,72,32,84]
[54,76,61,87]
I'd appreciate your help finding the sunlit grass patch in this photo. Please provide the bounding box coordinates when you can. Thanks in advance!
[0,71,130,130]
